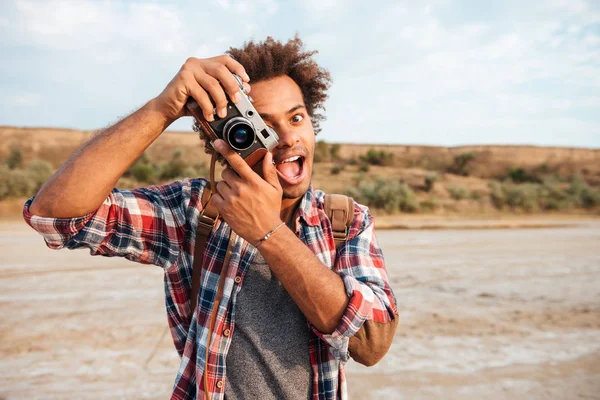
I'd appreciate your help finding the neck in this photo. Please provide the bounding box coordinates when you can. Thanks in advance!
[280,196,302,226]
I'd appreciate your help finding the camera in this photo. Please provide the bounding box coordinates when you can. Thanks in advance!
[186,74,279,167]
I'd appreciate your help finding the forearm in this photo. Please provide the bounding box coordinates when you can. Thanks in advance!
[257,226,349,334]
[29,99,171,218]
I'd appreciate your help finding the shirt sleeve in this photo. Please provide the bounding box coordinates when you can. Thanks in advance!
[310,203,398,362]
[22,179,204,270]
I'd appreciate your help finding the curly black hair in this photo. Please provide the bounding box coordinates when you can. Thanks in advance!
[192,35,332,161]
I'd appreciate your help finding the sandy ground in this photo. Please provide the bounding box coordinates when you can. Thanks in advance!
[1,219,599,399]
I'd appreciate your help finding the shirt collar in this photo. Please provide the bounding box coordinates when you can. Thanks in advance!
[295,185,321,227]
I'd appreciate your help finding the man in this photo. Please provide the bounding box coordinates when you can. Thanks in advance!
[23,36,398,400]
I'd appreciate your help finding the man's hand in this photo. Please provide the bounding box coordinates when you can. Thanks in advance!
[153,56,251,125]
[210,139,284,245]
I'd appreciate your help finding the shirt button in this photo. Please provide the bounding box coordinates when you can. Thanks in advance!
[234,276,242,284]
[223,329,231,337]
[216,380,224,389]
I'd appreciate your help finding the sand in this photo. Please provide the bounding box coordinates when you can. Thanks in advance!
[1,220,599,399]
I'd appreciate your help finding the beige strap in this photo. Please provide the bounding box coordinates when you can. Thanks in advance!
[324,194,354,248]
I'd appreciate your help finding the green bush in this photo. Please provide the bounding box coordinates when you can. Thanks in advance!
[331,165,343,175]
[360,148,394,166]
[314,140,329,163]
[448,152,475,176]
[358,164,370,173]
[424,173,438,192]
[159,149,186,180]
[0,166,34,199]
[344,178,419,213]
[125,153,156,183]
[506,167,542,183]
[447,184,469,200]
[6,145,23,170]
[568,176,600,209]
[329,143,341,160]
[420,196,439,212]
[26,160,53,193]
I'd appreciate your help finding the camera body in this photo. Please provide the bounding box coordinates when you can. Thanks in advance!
[186,74,279,167]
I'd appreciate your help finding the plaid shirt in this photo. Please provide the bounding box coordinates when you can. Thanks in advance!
[23,178,398,400]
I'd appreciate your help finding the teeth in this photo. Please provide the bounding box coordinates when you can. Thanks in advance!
[280,155,300,163]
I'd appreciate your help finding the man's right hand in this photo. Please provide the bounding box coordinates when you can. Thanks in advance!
[153,56,251,125]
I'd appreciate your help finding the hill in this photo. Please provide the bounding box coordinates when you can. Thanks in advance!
[1,126,599,217]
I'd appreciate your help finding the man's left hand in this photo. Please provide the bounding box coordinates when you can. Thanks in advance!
[210,139,284,245]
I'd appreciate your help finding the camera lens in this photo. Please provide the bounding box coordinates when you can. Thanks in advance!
[224,118,255,151]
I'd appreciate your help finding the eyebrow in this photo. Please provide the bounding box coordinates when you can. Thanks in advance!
[259,104,305,120]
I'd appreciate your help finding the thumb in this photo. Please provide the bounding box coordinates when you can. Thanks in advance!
[262,152,281,189]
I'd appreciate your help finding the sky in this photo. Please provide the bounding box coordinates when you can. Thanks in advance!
[1,0,599,148]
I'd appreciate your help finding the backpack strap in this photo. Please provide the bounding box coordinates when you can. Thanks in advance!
[324,194,354,248]
[190,185,219,314]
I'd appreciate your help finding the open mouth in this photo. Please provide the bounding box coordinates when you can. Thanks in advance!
[275,155,306,185]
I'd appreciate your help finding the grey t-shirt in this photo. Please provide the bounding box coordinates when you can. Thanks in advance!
[224,251,312,400]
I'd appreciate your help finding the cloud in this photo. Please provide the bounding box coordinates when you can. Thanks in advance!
[0,0,598,147]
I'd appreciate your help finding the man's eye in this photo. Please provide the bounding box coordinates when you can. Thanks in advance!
[292,114,304,123]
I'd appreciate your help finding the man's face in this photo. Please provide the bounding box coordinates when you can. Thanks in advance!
[250,75,315,200]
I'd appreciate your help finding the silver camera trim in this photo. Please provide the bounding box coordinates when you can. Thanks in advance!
[223,117,256,151]
[229,74,279,152]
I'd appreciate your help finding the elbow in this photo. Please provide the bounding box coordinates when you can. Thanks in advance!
[348,314,399,367]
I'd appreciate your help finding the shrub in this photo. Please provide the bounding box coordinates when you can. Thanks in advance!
[331,165,343,175]
[448,152,475,176]
[160,149,186,180]
[26,160,53,193]
[125,153,156,183]
[0,166,34,199]
[420,196,439,212]
[506,167,542,183]
[344,178,419,213]
[360,148,394,166]
[568,176,600,209]
[447,184,470,200]
[6,145,23,170]
[314,140,329,163]
[329,143,341,160]
[358,164,370,173]
[424,173,438,192]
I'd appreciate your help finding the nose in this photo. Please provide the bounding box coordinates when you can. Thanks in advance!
[274,124,300,149]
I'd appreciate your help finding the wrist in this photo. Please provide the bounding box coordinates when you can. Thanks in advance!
[254,220,287,249]
[144,98,176,130]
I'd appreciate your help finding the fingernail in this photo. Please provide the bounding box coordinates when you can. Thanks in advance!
[213,139,225,151]
[233,92,241,103]
[244,73,250,82]
[205,113,214,122]
[218,108,227,118]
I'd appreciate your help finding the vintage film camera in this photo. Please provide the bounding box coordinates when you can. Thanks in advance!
[186,74,279,167]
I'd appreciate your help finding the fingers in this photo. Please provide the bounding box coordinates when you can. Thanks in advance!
[180,56,250,121]
[221,167,240,184]
[193,70,228,119]
[222,55,250,82]
[213,139,256,181]
[215,180,233,198]
[186,80,215,122]
[262,152,282,190]
[210,64,244,107]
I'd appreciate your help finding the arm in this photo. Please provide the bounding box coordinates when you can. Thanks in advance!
[209,140,398,365]
[30,55,250,218]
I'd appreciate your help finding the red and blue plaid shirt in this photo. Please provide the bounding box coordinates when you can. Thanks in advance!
[23,178,398,399]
